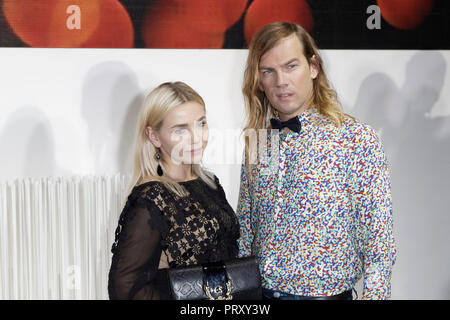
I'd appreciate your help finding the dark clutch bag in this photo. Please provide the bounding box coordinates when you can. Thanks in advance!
[167,256,262,300]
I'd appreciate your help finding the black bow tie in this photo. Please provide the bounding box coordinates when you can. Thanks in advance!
[270,116,302,133]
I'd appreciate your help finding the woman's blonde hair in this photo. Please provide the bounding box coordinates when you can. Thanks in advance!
[242,21,354,166]
[128,81,216,198]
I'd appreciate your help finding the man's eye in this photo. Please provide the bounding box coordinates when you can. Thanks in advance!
[262,70,272,75]
[197,121,207,127]
[288,64,297,69]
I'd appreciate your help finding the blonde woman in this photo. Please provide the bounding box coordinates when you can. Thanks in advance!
[108,82,240,300]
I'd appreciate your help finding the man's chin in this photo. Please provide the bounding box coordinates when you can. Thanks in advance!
[274,106,300,117]
[273,103,310,118]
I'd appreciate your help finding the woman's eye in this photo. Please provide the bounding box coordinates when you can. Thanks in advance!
[174,128,186,135]
[198,121,207,127]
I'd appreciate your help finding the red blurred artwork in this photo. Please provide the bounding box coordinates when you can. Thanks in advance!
[0,0,446,49]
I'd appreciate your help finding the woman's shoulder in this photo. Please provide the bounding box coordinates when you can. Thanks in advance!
[207,173,226,198]
[131,179,163,192]
[211,173,220,184]
[122,180,171,234]
[129,174,222,202]
[133,179,164,190]
[126,179,168,208]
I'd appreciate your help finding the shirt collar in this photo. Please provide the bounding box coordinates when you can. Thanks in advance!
[298,106,317,131]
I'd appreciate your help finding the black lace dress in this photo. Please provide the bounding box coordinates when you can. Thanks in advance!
[108,175,240,300]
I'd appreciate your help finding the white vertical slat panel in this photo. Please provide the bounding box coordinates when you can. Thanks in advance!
[0,181,8,299]
[66,177,76,300]
[47,177,57,299]
[58,178,67,299]
[29,179,38,299]
[17,180,25,299]
[34,178,44,299]
[23,179,31,299]
[73,176,82,300]
[0,174,129,299]
[10,181,19,299]
[41,177,50,299]
[85,176,94,299]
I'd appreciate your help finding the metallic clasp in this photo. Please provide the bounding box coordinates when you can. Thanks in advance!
[204,280,233,300]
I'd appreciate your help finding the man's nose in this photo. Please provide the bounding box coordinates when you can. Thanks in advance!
[275,71,288,87]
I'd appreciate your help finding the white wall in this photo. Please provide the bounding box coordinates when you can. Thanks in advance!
[0,48,449,299]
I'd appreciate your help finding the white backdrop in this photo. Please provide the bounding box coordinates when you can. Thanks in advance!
[0,48,449,299]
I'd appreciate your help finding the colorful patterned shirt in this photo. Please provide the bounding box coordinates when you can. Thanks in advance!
[236,106,396,299]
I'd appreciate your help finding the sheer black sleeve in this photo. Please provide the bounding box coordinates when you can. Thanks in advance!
[108,188,169,300]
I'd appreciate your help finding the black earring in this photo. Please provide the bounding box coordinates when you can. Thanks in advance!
[155,150,163,176]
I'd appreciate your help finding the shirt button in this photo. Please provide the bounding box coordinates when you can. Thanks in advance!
[273,292,281,298]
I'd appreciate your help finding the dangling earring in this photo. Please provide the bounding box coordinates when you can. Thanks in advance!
[155,149,163,176]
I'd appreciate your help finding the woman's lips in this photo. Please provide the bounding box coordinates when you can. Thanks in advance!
[190,148,202,154]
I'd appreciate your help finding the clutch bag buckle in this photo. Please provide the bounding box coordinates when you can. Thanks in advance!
[203,280,233,300]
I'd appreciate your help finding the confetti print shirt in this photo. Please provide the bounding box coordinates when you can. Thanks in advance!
[237,107,396,300]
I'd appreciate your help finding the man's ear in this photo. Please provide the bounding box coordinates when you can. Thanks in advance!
[309,55,319,80]
[145,126,161,148]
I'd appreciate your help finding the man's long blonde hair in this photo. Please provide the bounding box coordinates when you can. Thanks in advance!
[128,81,216,198]
[242,21,353,166]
